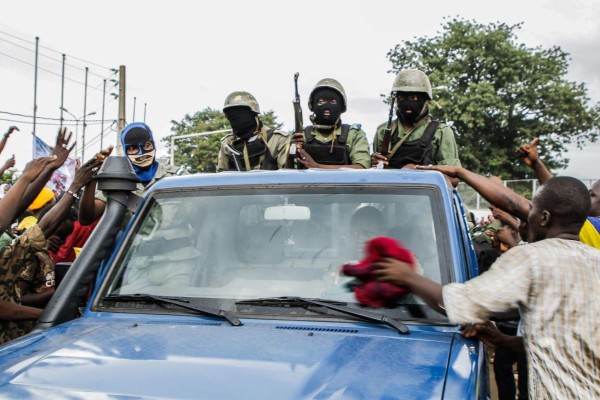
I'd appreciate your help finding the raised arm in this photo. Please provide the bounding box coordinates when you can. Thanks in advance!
[18,128,75,220]
[416,165,531,221]
[78,146,113,225]
[38,156,103,237]
[516,137,553,184]
[0,156,57,232]
[0,126,18,156]
[0,154,15,177]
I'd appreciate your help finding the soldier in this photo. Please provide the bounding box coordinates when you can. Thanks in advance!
[217,91,290,172]
[290,78,370,169]
[372,69,461,179]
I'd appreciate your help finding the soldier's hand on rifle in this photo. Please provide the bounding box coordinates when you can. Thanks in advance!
[291,132,305,149]
[516,136,540,167]
[371,152,388,168]
[297,148,319,168]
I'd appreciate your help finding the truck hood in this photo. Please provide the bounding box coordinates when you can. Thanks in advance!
[0,317,464,399]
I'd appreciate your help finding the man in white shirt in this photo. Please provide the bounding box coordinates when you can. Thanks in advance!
[373,176,600,399]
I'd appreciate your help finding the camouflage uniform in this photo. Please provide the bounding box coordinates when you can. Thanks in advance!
[305,125,371,168]
[217,126,291,172]
[374,69,461,168]
[373,115,461,166]
[0,225,47,344]
[302,78,371,168]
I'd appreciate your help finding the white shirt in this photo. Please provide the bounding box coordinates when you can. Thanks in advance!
[443,238,600,399]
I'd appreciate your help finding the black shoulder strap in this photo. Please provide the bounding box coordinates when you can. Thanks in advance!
[338,124,350,145]
[419,121,439,147]
[304,126,314,143]
[266,127,276,142]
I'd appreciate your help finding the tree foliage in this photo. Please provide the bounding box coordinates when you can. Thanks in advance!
[163,107,282,173]
[386,18,600,178]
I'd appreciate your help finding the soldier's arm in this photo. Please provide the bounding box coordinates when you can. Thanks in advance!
[347,129,370,169]
[433,125,462,187]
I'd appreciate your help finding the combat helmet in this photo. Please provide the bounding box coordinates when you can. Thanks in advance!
[223,91,260,114]
[391,69,432,100]
[308,78,347,113]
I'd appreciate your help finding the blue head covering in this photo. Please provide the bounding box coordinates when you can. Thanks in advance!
[121,122,158,185]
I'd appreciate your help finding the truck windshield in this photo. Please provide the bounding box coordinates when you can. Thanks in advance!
[103,186,451,315]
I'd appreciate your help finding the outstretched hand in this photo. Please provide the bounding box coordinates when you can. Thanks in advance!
[50,127,75,169]
[2,155,15,170]
[416,164,462,178]
[371,257,414,286]
[4,126,19,138]
[516,136,540,166]
[20,156,58,182]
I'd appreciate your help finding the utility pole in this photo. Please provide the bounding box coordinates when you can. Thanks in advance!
[117,65,126,155]
[101,79,106,150]
[132,96,137,121]
[82,67,89,161]
[60,54,65,129]
[143,103,147,123]
[33,36,39,137]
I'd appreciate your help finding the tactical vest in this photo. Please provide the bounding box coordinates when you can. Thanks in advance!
[387,121,439,169]
[227,128,278,171]
[303,124,351,165]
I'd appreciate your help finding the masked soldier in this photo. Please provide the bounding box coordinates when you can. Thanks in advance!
[217,91,290,172]
[290,78,370,169]
[372,69,461,172]
[79,122,183,226]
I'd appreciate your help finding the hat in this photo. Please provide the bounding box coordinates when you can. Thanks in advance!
[28,188,54,211]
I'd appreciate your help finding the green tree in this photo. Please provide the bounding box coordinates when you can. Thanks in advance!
[164,107,282,173]
[0,169,16,184]
[386,18,600,178]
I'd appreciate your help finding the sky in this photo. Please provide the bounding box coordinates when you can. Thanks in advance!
[1,0,599,180]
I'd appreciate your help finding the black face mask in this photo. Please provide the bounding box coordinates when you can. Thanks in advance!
[396,92,427,124]
[225,107,258,140]
[312,89,343,127]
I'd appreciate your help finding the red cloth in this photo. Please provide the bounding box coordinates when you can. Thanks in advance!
[50,218,100,263]
[342,236,416,307]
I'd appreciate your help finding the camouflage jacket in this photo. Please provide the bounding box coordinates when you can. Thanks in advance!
[0,225,47,345]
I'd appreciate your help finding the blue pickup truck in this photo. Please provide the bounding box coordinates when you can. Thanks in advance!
[0,158,487,399]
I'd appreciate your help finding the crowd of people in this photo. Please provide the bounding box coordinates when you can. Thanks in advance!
[0,67,597,399]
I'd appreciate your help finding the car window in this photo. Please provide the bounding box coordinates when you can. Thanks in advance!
[105,186,448,312]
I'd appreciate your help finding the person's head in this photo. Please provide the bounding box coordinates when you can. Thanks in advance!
[391,69,432,125]
[589,179,600,217]
[349,206,384,253]
[223,91,261,140]
[528,176,590,242]
[121,123,156,170]
[308,78,347,130]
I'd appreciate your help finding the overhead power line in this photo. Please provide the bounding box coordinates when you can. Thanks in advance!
[0,50,106,93]
[0,36,108,80]
[0,29,111,70]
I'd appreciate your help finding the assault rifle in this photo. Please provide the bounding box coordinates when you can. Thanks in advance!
[380,94,396,164]
[286,72,303,168]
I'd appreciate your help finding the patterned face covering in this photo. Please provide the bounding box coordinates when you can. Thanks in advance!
[121,123,159,184]
[123,125,156,168]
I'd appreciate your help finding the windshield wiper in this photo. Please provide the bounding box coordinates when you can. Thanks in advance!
[236,296,409,334]
[103,294,242,326]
